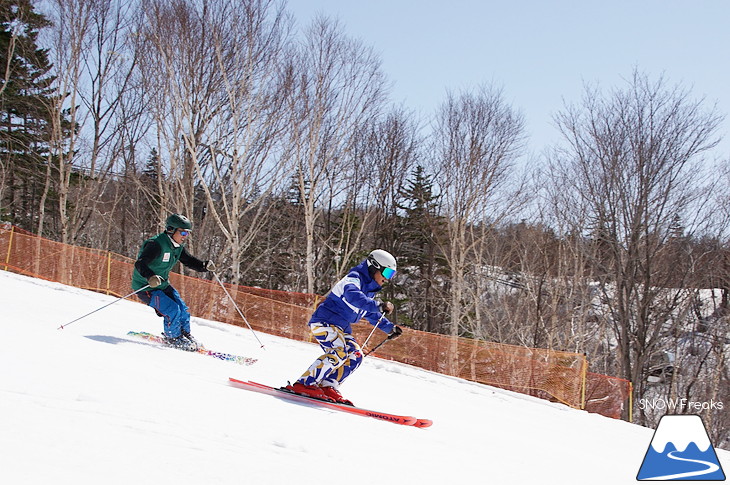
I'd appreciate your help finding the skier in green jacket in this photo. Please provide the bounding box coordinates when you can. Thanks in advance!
[132,214,215,350]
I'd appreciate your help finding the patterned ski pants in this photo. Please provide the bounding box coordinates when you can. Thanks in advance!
[297,323,363,389]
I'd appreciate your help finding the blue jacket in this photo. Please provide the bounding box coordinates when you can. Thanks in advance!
[310,260,395,335]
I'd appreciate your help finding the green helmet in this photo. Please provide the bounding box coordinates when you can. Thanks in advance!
[165,214,192,232]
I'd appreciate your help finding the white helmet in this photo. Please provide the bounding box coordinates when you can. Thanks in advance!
[366,249,397,280]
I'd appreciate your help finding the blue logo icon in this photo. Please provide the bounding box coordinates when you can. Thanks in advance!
[637,414,726,481]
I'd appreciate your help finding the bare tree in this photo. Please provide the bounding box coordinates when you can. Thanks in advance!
[137,0,293,281]
[41,0,140,243]
[189,0,293,282]
[320,107,420,280]
[138,0,221,226]
[0,1,23,98]
[0,3,21,212]
[430,84,526,344]
[38,0,90,242]
[103,34,154,254]
[286,15,386,293]
[548,70,723,421]
[357,107,421,253]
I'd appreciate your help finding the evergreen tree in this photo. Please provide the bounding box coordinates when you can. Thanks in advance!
[285,170,309,207]
[397,165,445,332]
[139,148,163,224]
[399,165,439,258]
[0,0,56,227]
[141,148,160,187]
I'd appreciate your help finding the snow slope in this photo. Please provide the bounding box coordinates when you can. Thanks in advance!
[0,270,727,484]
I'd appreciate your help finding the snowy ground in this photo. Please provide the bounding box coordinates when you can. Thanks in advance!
[0,270,727,484]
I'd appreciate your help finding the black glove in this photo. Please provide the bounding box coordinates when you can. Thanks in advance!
[388,325,403,340]
[378,300,394,315]
[147,275,163,288]
[204,260,216,272]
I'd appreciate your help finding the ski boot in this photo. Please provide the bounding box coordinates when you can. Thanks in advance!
[285,382,332,402]
[163,333,196,351]
[320,386,354,406]
[181,331,200,351]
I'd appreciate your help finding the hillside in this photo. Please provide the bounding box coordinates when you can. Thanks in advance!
[1,270,726,484]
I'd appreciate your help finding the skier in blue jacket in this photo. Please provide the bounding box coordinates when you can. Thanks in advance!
[286,249,403,405]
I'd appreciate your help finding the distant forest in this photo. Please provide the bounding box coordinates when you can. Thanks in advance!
[2,0,729,440]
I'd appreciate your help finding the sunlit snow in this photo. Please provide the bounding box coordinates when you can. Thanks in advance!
[1,270,727,484]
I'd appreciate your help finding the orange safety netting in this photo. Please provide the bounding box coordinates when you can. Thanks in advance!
[585,372,633,419]
[0,224,630,418]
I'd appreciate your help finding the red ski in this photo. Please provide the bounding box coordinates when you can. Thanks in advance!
[228,378,432,428]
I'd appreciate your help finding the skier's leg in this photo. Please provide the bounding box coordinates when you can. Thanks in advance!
[320,335,363,388]
[167,286,191,335]
[147,288,183,338]
[296,323,349,387]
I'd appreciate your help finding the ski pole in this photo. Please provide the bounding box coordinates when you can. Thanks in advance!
[362,315,384,349]
[212,271,266,350]
[57,285,150,330]
[364,335,390,357]
[364,326,403,357]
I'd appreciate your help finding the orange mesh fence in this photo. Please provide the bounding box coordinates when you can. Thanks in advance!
[584,372,633,419]
[173,274,316,342]
[0,224,630,418]
[0,225,135,294]
[351,325,588,409]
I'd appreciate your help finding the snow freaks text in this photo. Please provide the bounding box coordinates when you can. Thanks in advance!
[637,398,724,412]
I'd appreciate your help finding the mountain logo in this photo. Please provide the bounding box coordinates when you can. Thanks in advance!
[637,414,726,481]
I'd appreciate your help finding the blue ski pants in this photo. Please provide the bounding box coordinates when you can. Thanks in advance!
[138,286,191,338]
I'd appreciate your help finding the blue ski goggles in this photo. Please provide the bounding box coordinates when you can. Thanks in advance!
[381,267,396,280]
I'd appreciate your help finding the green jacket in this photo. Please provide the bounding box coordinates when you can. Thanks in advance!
[132,232,205,291]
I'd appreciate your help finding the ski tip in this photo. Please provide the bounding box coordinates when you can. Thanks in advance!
[414,418,433,428]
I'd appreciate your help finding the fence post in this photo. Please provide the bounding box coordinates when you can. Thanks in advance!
[307,295,323,343]
[4,225,14,271]
[106,251,112,295]
[628,381,634,423]
[580,353,588,410]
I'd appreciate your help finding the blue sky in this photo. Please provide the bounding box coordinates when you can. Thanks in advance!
[286,1,730,159]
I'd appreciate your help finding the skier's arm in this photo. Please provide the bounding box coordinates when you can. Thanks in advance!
[342,281,380,314]
[342,282,395,333]
[134,240,161,279]
[179,248,208,272]
[364,311,395,334]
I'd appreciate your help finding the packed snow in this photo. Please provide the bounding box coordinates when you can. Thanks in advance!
[1,270,727,484]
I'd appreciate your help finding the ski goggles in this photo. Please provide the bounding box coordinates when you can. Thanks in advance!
[381,267,396,280]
